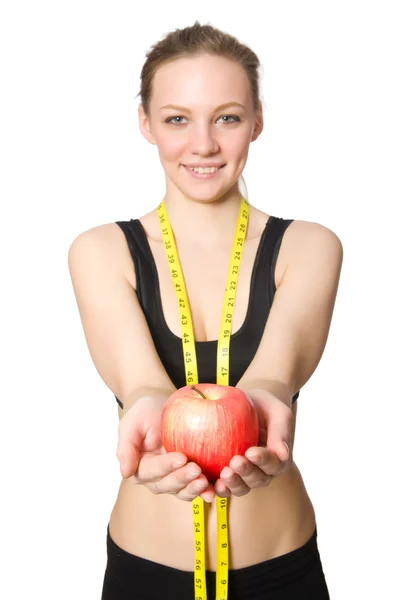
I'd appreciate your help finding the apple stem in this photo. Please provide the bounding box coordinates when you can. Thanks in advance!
[190,385,207,399]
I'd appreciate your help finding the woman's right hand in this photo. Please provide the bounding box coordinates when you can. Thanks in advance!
[116,395,215,503]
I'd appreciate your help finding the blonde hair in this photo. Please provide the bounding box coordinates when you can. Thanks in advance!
[137,20,263,202]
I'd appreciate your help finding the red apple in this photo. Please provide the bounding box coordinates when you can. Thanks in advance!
[160,383,259,481]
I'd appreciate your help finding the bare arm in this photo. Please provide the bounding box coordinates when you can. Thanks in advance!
[236,220,344,406]
[68,224,177,416]
[211,222,344,497]
[68,224,217,501]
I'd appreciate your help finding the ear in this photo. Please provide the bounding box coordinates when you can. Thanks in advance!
[251,101,264,142]
[138,104,157,145]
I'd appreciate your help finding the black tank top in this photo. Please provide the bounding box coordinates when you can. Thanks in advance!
[114,216,299,408]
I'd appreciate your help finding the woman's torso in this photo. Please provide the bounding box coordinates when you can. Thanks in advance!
[108,204,316,571]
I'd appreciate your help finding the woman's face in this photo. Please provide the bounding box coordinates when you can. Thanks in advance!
[139,53,263,202]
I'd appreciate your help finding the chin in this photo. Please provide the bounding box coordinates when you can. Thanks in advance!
[180,181,234,203]
[180,188,228,204]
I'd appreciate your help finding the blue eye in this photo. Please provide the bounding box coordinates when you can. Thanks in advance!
[166,116,186,125]
[165,115,240,125]
[218,115,240,123]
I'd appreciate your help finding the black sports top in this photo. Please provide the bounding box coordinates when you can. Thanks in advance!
[114,215,299,408]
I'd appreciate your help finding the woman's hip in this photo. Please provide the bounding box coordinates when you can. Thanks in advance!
[101,523,330,600]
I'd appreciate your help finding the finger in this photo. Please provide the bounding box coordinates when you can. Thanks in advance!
[133,452,189,483]
[229,455,273,488]
[242,448,283,475]
[199,482,216,503]
[177,474,211,502]
[140,425,163,453]
[219,466,250,497]
[147,461,203,494]
[214,478,231,498]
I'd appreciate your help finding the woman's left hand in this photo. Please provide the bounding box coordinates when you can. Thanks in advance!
[214,389,293,498]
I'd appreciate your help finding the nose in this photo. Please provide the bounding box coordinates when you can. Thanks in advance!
[188,122,220,156]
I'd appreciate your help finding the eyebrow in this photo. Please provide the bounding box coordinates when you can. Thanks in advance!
[159,102,247,112]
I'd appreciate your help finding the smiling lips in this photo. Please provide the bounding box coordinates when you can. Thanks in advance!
[183,164,225,176]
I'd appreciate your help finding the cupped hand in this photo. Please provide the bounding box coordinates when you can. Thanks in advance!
[214,390,293,498]
[116,395,215,503]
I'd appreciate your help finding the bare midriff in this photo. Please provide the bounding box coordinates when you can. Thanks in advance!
[109,459,316,571]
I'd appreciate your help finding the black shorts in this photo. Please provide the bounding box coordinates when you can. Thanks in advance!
[101,524,330,599]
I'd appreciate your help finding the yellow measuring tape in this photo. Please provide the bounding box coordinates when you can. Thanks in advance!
[158,196,249,600]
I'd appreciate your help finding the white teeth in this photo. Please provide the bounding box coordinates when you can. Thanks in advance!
[189,166,219,174]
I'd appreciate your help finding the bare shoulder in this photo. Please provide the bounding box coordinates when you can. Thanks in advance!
[285,220,342,251]
[69,222,137,288]
[278,218,343,279]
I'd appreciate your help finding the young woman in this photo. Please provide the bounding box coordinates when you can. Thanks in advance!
[69,21,342,600]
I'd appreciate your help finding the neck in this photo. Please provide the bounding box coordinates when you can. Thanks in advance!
[161,187,245,250]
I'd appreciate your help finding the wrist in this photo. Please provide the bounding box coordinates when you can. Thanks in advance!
[118,385,176,415]
[238,379,293,409]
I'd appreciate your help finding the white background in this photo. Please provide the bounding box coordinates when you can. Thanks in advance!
[1,1,396,598]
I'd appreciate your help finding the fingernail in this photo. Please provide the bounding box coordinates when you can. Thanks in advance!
[173,459,187,468]
[248,454,260,463]
[189,467,201,477]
